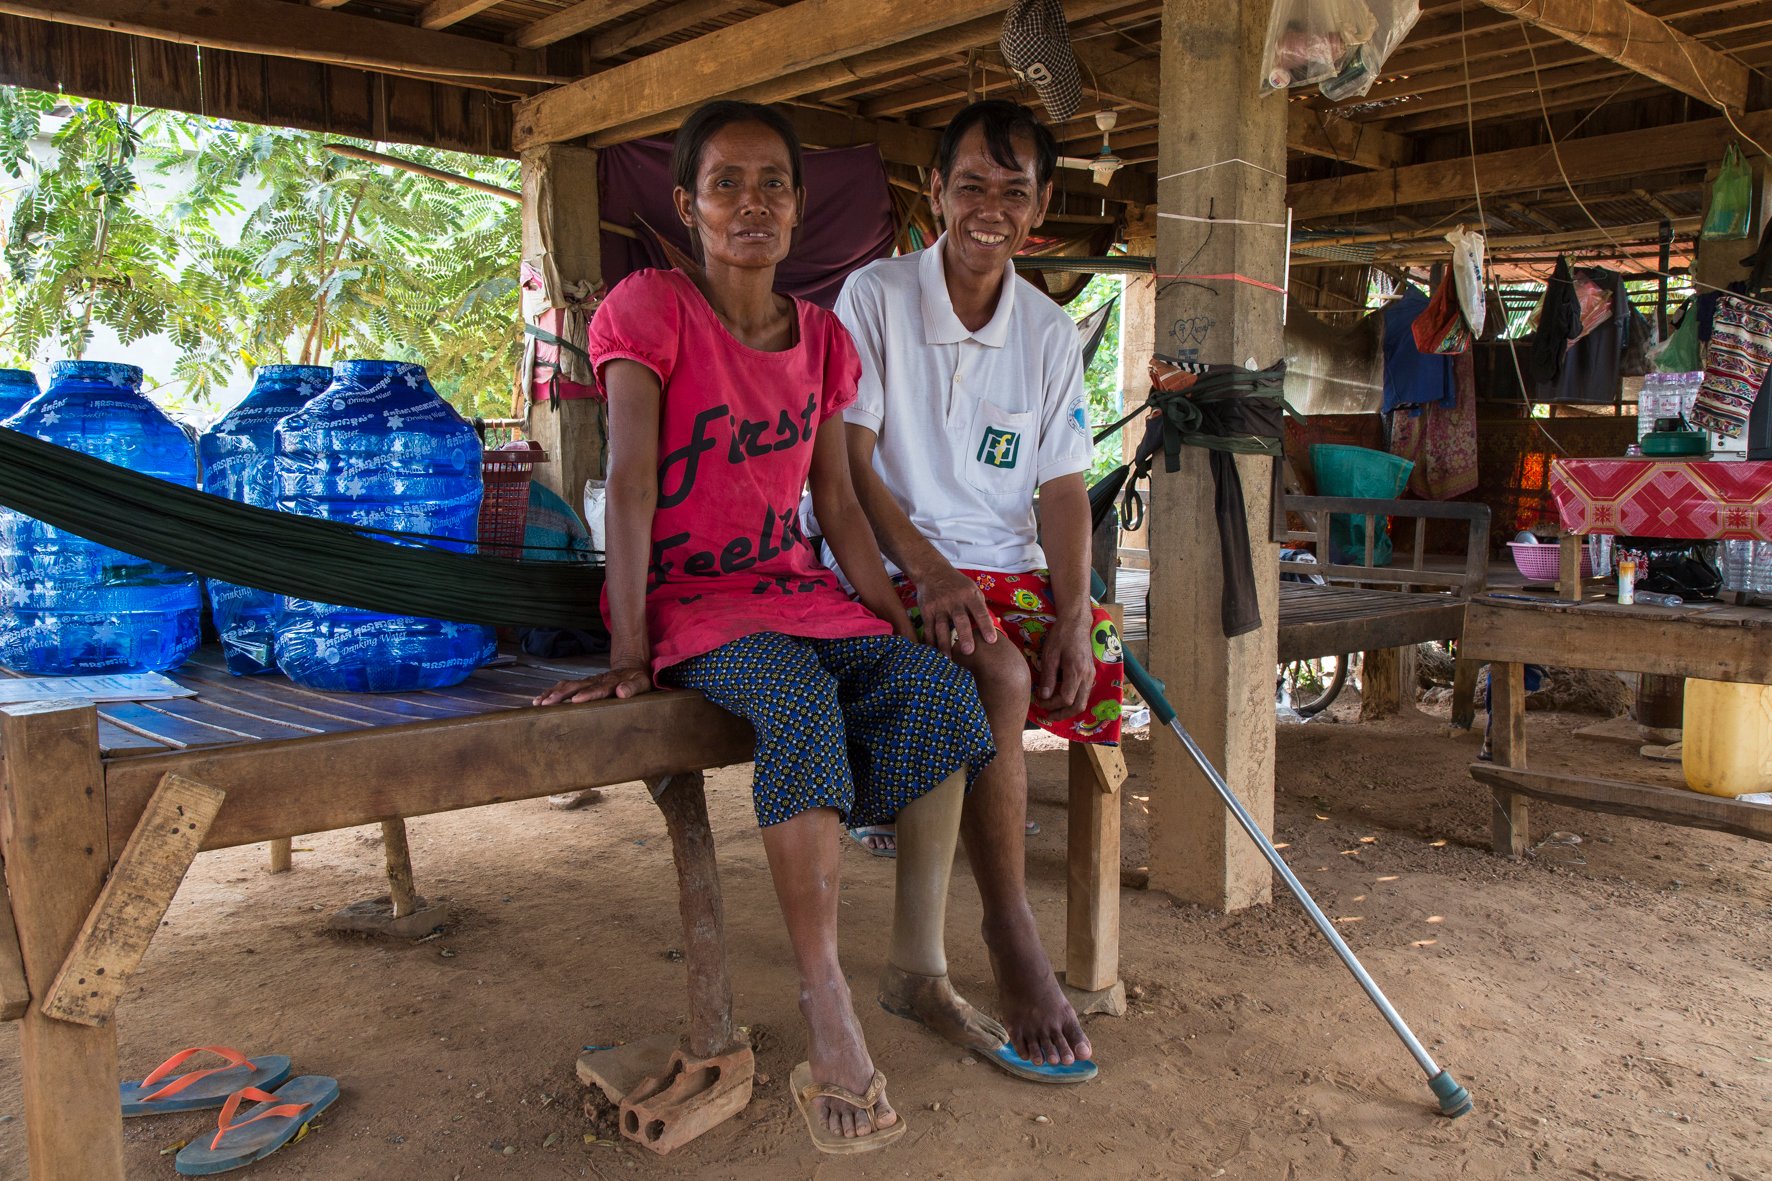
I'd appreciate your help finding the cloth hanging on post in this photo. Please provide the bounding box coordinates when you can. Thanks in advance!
[1111,358,1287,638]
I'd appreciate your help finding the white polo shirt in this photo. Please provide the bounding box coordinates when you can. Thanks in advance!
[834,235,1091,574]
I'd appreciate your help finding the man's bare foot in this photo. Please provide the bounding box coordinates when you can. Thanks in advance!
[878,964,1010,1054]
[800,973,897,1139]
[984,910,1093,1067]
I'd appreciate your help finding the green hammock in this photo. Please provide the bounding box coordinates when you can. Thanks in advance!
[0,425,607,630]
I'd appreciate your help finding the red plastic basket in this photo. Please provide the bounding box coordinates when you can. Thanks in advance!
[478,441,546,559]
[1507,540,1593,582]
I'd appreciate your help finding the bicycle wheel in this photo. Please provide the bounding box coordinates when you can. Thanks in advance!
[1277,654,1351,717]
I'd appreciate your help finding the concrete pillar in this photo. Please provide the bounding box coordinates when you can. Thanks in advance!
[1146,0,1285,911]
[520,142,606,507]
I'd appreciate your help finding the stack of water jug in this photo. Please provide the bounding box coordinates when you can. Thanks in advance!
[0,360,491,691]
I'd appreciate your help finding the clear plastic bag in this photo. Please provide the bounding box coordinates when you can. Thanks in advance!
[1261,0,1420,101]
[1446,225,1487,336]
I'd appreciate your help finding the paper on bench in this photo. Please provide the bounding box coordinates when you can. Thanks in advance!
[0,672,196,704]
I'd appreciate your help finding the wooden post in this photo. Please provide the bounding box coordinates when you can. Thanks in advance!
[1360,644,1418,720]
[1064,606,1126,1010]
[0,702,126,1181]
[1489,662,1531,857]
[650,773,738,1059]
[0,873,29,1021]
[381,818,419,919]
[1450,657,1481,729]
[1117,220,1157,560]
[520,142,606,507]
[268,835,292,873]
[1146,0,1284,911]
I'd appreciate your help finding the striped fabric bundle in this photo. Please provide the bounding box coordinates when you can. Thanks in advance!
[1692,294,1772,439]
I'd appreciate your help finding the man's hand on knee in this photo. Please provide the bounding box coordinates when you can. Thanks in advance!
[914,565,998,657]
[1033,612,1093,719]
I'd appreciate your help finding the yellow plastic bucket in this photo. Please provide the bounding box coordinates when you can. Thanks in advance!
[1681,677,1772,798]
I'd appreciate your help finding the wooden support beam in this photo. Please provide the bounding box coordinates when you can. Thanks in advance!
[1066,743,1122,993]
[381,819,419,918]
[520,143,606,507]
[0,0,561,84]
[512,0,1017,149]
[1146,0,1282,913]
[1289,110,1772,222]
[417,0,505,30]
[0,702,125,1181]
[784,106,1153,204]
[513,0,654,50]
[1472,763,1772,844]
[557,0,1134,149]
[1072,41,1408,170]
[0,872,28,1021]
[1489,661,1531,857]
[586,0,760,59]
[41,774,224,1028]
[1475,0,1749,113]
[102,693,756,852]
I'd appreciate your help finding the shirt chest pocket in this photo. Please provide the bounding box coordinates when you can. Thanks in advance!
[960,397,1036,499]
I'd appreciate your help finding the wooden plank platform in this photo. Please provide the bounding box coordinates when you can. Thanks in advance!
[1114,567,1468,661]
[1472,764,1772,844]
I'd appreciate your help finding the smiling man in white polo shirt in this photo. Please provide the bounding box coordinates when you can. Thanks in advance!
[834,99,1124,1083]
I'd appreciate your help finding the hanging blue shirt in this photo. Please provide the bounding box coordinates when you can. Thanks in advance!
[1382,286,1458,415]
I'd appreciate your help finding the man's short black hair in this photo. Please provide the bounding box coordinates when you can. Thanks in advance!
[935,99,1057,191]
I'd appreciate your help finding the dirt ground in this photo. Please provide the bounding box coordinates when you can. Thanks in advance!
[2,692,1768,1181]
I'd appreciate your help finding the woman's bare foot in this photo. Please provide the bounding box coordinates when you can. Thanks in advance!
[800,972,897,1139]
[984,910,1092,1067]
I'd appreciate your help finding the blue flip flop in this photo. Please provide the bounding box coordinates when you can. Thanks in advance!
[846,825,897,859]
[120,1047,294,1117]
[980,1040,1098,1085]
[174,1075,340,1176]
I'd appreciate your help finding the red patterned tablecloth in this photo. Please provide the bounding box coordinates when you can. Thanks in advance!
[1549,458,1772,540]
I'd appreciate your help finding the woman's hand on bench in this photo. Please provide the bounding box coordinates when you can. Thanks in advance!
[532,667,655,706]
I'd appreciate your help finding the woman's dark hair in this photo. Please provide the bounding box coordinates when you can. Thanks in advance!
[671,101,805,193]
[934,99,1057,190]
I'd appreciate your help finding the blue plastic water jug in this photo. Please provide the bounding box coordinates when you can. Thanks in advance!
[198,364,332,675]
[0,361,201,674]
[273,359,491,691]
[0,368,40,420]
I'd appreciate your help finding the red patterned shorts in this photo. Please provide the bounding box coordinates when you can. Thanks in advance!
[893,569,1123,745]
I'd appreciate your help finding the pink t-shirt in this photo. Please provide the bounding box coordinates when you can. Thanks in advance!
[588,268,892,674]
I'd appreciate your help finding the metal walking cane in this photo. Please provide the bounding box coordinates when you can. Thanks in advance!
[1099,573,1472,1118]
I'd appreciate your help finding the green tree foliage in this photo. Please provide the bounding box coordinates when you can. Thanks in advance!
[1067,273,1125,483]
[0,86,521,416]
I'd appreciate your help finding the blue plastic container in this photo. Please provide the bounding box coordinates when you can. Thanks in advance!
[0,361,201,674]
[273,360,491,691]
[1311,443,1414,567]
[198,364,332,675]
[0,368,40,421]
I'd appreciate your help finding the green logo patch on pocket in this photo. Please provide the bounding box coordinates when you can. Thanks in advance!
[977,426,1021,469]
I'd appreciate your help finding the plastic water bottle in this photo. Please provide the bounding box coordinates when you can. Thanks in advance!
[0,361,201,674]
[273,359,491,691]
[198,364,332,675]
[0,368,40,420]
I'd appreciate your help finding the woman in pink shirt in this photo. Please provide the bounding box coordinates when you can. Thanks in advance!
[535,102,993,1153]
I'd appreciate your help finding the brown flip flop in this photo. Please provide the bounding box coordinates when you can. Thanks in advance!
[789,1062,906,1155]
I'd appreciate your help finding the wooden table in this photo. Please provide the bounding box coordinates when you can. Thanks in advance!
[0,646,1126,1177]
[1460,592,1772,856]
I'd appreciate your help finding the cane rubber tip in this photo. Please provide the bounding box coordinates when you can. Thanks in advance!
[1429,1070,1472,1118]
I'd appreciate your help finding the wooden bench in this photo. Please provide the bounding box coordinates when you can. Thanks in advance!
[0,646,1124,1177]
[1119,495,1491,722]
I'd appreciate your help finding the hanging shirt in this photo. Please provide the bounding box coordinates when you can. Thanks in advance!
[834,235,1091,574]
[1382,286,1457,414]
[587,268,892,674]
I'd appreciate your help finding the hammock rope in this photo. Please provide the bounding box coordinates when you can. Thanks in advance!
[0,426,607,630]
